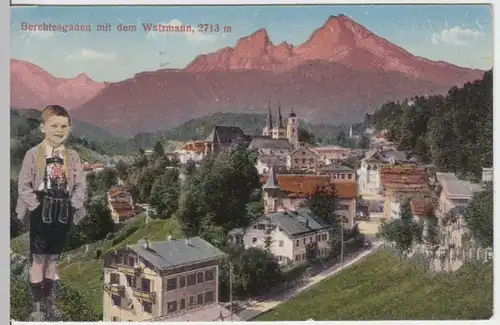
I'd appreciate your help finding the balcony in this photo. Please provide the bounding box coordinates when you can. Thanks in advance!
[104,283,125,294]
[132,288,156,303]
[117,265,143,276]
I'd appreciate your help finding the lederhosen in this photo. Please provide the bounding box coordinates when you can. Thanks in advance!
[29,155,73,261]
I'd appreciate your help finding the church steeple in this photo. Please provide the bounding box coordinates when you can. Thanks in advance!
[262,100,273,137]
[266,100,273,129]
[277,101,284,129]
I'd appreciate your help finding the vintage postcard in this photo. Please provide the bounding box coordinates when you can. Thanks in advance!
[10,3,493,322]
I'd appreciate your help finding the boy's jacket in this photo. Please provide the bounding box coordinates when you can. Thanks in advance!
[16,142,87,224]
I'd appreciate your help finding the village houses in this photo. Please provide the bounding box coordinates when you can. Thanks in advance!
[107,187,136,224]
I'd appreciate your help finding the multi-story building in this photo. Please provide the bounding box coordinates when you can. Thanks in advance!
[102,237,228,322]
[435,172,483,217]
[174,141,208,164]
[316,165,356,181]
[311,146,352,165]
[357,148,416,195]
[259,167,357,229]
[287,146,319,173]
[229,208,332,266]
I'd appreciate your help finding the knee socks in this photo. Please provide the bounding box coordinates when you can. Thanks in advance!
[30,281,44,303]
[43,278,54,298]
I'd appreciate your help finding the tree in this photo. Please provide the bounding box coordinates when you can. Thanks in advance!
[357,135,370,149]
[299,127,316,145]
[66,197,115,249]
[96,168,118,191]
[307,185,342,254]
[149,168,180,219]
[378,200,423,259]
[115,160,129,181]
[463,183,493,248]
[178,150,261,236]
[219,248,282,300]
[153,141,165,158]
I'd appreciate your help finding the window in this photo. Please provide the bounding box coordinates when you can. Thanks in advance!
[205,291,214,304]
[111,294,121,306]
[316,235,321,242]
[141,278,151,292]
[295,240,299,247]
[338,204,349,211]
[205,269,214,282]
[197,272,204,284]
[279,240,284,247]
[180,298,186,310]
[303,238,306,245]
[252,225,257,229]
[341,174,346,179]
[112,317,120,321]
[187,274,196,286]
[179,276,186,288]
[125,256,135,267]
[302,253,306,260]
[113,255,123,264]
[348,174,353,179]
[295,255,300,261]
[252,237,257,244]
[309,237,312,243]
[321,233,328,241]
[110,273,120,284]
[142,301,153,314]
[197,293,204,305]
[188,295,196,308]
[302,159,306,164]
[125,274,136,287]
[167,300,177,314]
[167,278,177,291]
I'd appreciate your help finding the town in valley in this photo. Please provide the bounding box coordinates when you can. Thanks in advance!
[10,4,493,322]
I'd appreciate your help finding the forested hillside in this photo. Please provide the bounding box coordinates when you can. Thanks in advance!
[368,69,492,179]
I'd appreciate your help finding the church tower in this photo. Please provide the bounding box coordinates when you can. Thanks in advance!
[262,165,282,214]
[286,107,299,149]
[262,101,273,137]
[272,101,287,139]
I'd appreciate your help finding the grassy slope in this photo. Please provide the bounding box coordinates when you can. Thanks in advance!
[256,251,493,321]
[11,215,184,313]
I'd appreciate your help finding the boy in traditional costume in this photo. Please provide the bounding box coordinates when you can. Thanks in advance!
[16,105,87,320]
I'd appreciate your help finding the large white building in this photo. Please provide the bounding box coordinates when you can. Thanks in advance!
[357,148,414,195]
[249,102,300,175]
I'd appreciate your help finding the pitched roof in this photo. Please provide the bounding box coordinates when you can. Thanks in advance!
[248,136,292,150]
[205,126,246,144]
[127,237,226,269]
[380,166,428,191]
[110,201,135,220]
[267,208,331,237]
[316,164,354,172]
[290,146,318,156]
[259,174,357,199]
[180,141,206,152]
[442,179,483,199]
[410,199,438,218]
[263,165,280,189]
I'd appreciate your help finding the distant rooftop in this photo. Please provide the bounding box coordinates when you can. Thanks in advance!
[127,236,226,270]
[267,208,331,237]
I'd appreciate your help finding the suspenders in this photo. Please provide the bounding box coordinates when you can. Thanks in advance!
[40,156,71,225]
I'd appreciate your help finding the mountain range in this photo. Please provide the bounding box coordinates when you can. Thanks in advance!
[11,14,486,137]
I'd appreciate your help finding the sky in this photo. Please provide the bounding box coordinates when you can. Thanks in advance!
[11,4,493,82]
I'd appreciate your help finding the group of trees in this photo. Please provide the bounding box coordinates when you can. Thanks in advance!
[370,70,492,179]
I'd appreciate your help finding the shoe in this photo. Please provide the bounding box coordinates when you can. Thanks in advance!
[29,302,45,321]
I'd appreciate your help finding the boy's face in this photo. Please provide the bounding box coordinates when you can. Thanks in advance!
[40,115,71,147]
